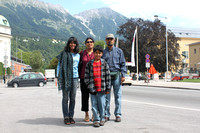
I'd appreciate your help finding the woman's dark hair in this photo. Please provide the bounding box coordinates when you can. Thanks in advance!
[85,37,94,44]
[94,45,103,53]
[64,37,79,53]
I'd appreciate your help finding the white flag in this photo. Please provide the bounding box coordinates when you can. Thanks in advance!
[116,37,119,48]
[131,27,137,67]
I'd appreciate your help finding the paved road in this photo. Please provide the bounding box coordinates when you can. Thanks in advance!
[0,83,200,133]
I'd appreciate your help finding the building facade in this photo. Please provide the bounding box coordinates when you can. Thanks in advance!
[0,15,12,68]
[0,15,31,76]
[186,42,200,72]
[169,27,200,73]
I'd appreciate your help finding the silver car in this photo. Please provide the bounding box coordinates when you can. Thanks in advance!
[122,74,133,86]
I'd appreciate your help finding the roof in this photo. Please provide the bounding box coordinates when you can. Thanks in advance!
[168,27,200,38]
[185,42,200,46]
[0,15,10,27]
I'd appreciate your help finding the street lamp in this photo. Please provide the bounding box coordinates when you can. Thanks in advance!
[154,15,168,81]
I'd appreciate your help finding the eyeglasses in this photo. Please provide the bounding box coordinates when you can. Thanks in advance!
[86,41,93,43]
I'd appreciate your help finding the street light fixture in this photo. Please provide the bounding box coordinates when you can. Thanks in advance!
[154,15,168,81]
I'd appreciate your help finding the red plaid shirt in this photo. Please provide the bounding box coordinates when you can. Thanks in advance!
[93,61,101,92]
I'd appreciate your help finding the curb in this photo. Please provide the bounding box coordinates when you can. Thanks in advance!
[132,84,200,91]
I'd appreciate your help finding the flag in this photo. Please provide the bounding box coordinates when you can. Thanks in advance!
[116,37,119,48]
[131,27,137,67]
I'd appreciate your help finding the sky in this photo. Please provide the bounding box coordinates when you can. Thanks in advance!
[40,0,200,29]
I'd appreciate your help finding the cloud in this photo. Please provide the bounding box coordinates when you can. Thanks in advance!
[100,0,200,28]
[82,0,102,5]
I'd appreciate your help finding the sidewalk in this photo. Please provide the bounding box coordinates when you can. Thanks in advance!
[132,79,200,90]
[0,81,7,88]
[1,80,199,90]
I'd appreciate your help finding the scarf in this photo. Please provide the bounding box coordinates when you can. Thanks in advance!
[57,51,73,91]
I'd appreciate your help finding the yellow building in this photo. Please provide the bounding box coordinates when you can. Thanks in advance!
[169,27,200,72]
[186,42,200,72]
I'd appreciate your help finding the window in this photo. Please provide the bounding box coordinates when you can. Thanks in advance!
[22,74,29,79]
[36,74,43,78]
[194,49,196,54]
[182,51,188,59]
[30,74,37,79]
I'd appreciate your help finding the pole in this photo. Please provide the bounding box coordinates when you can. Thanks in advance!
[166,20,168,82]
[136,26,139,82]
[21,51,22,63]
[154,15,168,81]
[16,37,17,76]
[16,37,17,61]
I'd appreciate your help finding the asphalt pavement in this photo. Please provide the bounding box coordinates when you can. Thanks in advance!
[0,80,200,133]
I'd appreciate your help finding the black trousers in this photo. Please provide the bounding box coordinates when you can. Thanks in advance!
[80,79,90,112]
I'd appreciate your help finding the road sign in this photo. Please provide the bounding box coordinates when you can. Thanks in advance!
[146,59,150,63]
[145,54,150,59]
[146,62,150,68]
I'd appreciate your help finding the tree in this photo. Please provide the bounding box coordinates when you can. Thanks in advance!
[47,57,58,69]
[0,62,11,76]
[17,51,32,65]
[117,18,180,73]
[94,40,106,49]
[0,62,4,76]
[30,51,43,72]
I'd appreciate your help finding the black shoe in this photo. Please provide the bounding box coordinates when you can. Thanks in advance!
[69,118,75,124]
[64,118,70,125]
[115,116,121,122]
[105,117,110,122]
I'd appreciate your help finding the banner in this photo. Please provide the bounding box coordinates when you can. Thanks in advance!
[131,27,137,66]
[116,37,119,48]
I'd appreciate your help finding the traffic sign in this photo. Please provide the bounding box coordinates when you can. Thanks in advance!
[146,59,150,63]
[146,62,150,68]
[145,54,150,59]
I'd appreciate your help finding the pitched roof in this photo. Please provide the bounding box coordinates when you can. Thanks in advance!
[169,27,200,38]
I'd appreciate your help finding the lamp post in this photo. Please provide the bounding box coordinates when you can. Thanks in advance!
[154,15,168,81]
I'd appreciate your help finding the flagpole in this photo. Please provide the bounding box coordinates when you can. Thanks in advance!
[136,26,139,82]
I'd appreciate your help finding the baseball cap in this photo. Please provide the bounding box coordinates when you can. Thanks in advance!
[106,33,115,39]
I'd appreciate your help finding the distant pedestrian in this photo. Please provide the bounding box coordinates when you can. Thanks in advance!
[84,45,111,127]
[56,37,80,125]
[3,75,6,84]
[79,37,94,122]
[139,73,142,80]
[102,33,126,122]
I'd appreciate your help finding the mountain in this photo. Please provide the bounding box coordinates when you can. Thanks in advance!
[0,0,127,41]
[74,7,127,40]
[0,0,91,41]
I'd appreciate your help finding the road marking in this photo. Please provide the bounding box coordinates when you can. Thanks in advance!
[122,99,200,112]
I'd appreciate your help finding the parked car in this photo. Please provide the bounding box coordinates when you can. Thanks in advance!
[7,73,47,88]
[122,74,133,86]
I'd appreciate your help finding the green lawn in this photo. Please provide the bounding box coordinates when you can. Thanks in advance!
[172,79,200,82]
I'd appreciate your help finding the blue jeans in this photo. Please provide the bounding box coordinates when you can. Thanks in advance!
[105,74,122,117]
[62,78,78,118]
[91,92,105,123]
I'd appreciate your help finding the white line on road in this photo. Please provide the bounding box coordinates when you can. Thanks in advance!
[122,99,200,112]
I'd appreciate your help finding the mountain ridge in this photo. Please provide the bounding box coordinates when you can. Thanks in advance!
[0,0,127,41]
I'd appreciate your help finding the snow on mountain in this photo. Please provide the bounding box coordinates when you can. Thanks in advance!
[0,0,69,15]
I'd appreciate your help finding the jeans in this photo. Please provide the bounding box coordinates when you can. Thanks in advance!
[80,79,90,112]
[105,74,122,117]
[62,78,78,118]
[91,92,105,123]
